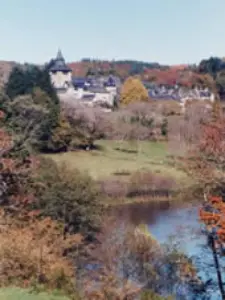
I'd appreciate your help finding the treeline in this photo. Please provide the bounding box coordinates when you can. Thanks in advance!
[76,58,168,78]
[198,57,225,99]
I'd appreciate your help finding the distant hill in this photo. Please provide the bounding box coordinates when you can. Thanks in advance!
[68,59,214,90]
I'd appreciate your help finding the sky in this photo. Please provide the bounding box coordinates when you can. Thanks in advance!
[0,0,225,65]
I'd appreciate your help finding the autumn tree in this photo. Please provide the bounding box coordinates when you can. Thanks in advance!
[120,76,149,105]
[184,114,225,298]
[0,111,83,296]
[168,101,211,156]
[78,217,198,299]
[62,103,110,149]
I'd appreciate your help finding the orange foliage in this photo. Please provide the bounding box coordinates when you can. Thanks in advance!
[0,216,83,288]
[186,112,225,249]
[199,196,225,245]
[0,110,85,296]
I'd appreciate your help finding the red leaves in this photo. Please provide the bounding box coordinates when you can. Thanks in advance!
[199,195,225,243]
[199,120,225,157]
[186,116,225,188]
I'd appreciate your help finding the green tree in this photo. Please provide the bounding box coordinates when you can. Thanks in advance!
[198,57,224,79]
[216,71,225,100]
[6,92,51,155]
[32,158,103,238]
[5,64,59,105]
[5,66,27,99]
[120,76,149,105]
[5,65,60,152]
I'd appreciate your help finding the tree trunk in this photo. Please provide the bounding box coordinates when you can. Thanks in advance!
[209,234,225,299]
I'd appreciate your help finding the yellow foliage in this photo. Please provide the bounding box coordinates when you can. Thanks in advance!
[120,77,149,105]
[0,217,83,290]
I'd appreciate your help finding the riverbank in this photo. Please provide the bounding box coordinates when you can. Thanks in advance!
[104,194,178,207]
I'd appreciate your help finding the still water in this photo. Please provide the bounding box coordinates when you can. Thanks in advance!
[117,201,223,299]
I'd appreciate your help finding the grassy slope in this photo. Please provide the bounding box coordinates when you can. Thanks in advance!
[47,140,185,181]
[0,288,70,300]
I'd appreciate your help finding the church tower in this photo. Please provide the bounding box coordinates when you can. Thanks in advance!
[49,49,72,90]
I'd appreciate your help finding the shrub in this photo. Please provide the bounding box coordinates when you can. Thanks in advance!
[50,114,73,152]
[98,178,128,198]
[127,171,177,198]
[98,171,177,199]
[161,118,168,137]
[141,290,173,300]
[0,218,82,292]
[31,158,103,238]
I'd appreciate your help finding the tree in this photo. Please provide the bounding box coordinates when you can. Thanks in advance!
[62,103,109,149]
[5,64,58,104]
[184,116,225,299]
[216,71,225,100]
[78,217,198,299]
[120,76,149,105]
[198,57,224,79]
[5,66,27,99]
[4,65,60,152]
[31,158,103,238]
[168,101,211,156]
[6,92,52,154]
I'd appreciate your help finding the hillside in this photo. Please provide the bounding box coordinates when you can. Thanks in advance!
[68,60,216,91]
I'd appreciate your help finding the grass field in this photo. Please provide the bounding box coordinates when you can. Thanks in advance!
[0,288,70,300]
[46,140,185,181]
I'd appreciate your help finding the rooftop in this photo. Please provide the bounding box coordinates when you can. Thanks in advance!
[49,49,72,72]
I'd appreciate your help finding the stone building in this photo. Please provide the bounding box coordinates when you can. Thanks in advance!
[49,49,72,90]
[49,50,120,108]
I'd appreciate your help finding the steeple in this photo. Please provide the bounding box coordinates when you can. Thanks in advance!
[56,49,64,61]
[49,49,72,72]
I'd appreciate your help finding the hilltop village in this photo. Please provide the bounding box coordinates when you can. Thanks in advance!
[49,50,215,109]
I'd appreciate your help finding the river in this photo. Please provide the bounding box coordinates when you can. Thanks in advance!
[116,201,224,299]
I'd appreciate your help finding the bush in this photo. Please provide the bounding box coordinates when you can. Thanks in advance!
[49,115,73,152]
[98,171,177,199]
[161,118,168,137]
[98,178,128,198]
[0,218,82,292]
[141,290,173,300]
[127,171,176,198]
[32,158,103,238]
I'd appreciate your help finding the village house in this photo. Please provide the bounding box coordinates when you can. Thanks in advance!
[49,50,120,108]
